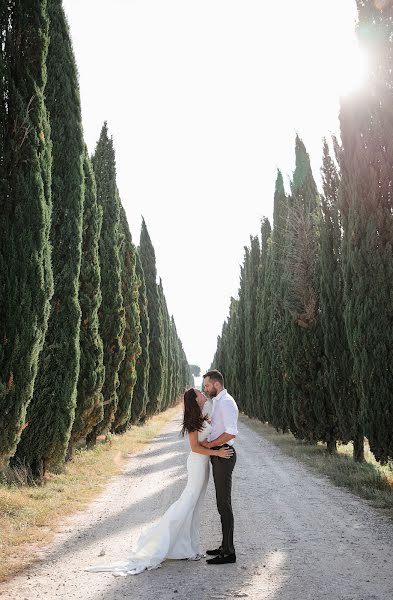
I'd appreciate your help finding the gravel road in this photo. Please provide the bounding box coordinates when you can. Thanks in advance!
[1,411,392,600]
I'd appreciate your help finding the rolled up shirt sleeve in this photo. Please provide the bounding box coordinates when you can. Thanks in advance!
[222,397,238,436]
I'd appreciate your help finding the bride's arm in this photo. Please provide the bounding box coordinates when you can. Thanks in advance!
[188,431,233,458]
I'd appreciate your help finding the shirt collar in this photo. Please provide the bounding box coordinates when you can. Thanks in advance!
[214,388,227,402]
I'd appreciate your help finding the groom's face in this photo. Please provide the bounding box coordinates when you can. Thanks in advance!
[203,377,218,398]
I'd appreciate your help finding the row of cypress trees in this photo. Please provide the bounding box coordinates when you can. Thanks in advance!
[0,0,192,479]
[212,0,393,465]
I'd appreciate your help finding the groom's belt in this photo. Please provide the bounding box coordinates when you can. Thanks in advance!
[211,443,235,450]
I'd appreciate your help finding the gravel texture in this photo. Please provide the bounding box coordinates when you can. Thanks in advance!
[1,411,393,600]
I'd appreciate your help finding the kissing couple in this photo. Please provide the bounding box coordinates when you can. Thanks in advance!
[85,369,239,576]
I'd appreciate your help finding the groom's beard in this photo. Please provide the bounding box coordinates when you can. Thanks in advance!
[209,389,218,398]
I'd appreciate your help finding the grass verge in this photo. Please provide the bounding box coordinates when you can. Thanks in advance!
[241,414,393,520]
[0,404,181,583]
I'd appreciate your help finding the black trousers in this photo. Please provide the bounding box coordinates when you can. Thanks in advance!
[210,445,236,555]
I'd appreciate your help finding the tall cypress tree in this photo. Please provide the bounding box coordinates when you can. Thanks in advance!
[170,316,180,403]
[319,139,360,457]
[159,280,175,410]
[178,340,192,390]
[338,0,393,463]
[234,257,247,412]
[157,279,169,410]
[244,236,261,418]
[139,218,164,415]
[68,150,105,455]
[130,251,150,424]
[113,205,141,433]
[164,315,175,408]
[283,136,327,444]
[86,124,126,445]
[0,0,53,470]
[15,0,84,477]
[270,171,290,432]
[256,217,272,422]
[225,297,240,400]
[212,323,228,383]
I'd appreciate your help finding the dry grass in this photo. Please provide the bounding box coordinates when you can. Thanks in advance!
[241,414,393,520]
[0,404,181,583]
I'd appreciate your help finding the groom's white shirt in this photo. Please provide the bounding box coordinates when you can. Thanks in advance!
[208,388,238,447]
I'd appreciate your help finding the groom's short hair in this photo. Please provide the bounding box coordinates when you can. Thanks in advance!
[203,369,224,386]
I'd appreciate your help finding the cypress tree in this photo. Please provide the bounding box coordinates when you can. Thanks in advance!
[319,139,360,457]
[243,236,261,418]
[338,0,393,463]
[68,150,105,455]
[283,136,328,444]
[86,124,126,445]
[15,0,84,476]
[0,0,53,470]
[157,279,169,410]
[139,218,164,415]
[256,217,273,422]
[212,323,228,382]
[159,280,175,410]
[164,317,175,407]
[130,251,150,424]
[178,341,192,390]
[113,205,141,433]
[234,258,247,413]
[225,297,240,400]
[171,317,191,399]
[170,316,180,403]
[270,171,290,432]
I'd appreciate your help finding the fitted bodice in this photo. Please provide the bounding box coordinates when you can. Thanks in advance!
[198,419,211,442]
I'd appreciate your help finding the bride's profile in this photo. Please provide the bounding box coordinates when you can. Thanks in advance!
[85,387,233,576]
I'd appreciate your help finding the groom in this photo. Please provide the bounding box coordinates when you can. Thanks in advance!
[200,369,238,565]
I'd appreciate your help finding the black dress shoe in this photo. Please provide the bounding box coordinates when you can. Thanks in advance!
[206,553,236,565]
[206,547,223,556]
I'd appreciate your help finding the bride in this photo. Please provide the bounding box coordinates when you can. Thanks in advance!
[85,387,233,576]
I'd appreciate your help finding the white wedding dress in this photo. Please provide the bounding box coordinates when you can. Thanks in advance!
[85,411,212,576]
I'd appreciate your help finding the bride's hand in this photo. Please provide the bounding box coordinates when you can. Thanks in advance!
[217,447,234,459]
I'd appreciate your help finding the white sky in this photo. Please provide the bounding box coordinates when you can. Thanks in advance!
[63,0,361,375]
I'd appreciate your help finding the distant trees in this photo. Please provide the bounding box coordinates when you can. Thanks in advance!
[15,0,85,476]
[0,3,191,480]
[139,218,164,416]
[212,7,393,465]
[85,123,125,446]
[131,251,150,424]
[189,365,201,378]
[113,205,141,434]
[68,150,104,456]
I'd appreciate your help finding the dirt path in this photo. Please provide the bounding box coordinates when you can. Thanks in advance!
[1,412,392,600]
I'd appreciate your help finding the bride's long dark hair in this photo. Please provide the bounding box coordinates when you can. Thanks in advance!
[181,388,209,437]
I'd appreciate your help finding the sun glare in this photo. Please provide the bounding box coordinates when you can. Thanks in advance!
[335,43,369,96]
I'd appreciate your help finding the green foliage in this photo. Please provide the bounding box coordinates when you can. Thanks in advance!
[0,0,53,471]
[244,236,261,417]
[158,279,175,410]
[189,365,201,378]
[131,251,150,423]
[15,0,84,477]
[338,0,393,463]
[282,136,333,445]
[256,217,272,422]
[139,219,164,415]
[319,139,360,456]
[113,205,141,433]
[86,123,125,445]
[69,150,105,453]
